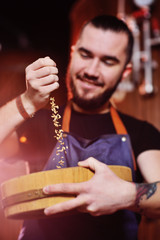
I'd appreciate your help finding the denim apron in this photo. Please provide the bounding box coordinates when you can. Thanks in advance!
[19,103,139,240]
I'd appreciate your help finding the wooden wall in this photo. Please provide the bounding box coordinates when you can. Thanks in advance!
[116,48,160,131]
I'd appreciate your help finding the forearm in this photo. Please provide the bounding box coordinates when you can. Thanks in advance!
[0,93,35,144]
[0,56,59,145]
[131,181,160,219]
[0,97,23,144]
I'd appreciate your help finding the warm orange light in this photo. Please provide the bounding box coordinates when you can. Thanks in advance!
[19,136,27,143]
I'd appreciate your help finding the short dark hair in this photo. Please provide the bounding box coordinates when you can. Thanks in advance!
[82,15,134,65]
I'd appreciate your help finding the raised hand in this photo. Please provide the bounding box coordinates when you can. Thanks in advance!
[22,56,59,113]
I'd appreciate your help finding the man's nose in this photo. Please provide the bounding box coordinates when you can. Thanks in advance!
[85,58,99,77]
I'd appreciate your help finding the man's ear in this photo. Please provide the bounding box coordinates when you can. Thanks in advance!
[70,45,75,56]
[122,63,132,80]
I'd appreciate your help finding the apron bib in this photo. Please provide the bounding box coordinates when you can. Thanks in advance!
[45,102,137,182]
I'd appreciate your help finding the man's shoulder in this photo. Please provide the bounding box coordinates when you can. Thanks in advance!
[118,110,160,147]
[118,110,159,132]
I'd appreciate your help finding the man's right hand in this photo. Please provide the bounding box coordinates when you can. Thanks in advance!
[22,56,59,115]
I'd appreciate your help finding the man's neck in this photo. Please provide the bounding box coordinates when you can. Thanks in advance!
[71,101,110,115]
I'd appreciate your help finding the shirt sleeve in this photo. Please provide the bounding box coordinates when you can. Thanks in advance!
[119,112,160,158]
[135,121,160,154]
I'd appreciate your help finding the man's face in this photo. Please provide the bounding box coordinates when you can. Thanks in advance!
[68,24,129,110]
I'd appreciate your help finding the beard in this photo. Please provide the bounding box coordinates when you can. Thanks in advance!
[66,61,123,111]
[69,76,121,111]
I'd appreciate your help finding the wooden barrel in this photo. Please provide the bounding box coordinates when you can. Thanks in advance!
[1,165,132,220]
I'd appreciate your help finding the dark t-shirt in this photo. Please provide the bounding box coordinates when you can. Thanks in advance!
[17,106,160,172]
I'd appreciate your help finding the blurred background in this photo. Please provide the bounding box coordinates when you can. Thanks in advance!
[0,0,160,129]
[0,0,160,239]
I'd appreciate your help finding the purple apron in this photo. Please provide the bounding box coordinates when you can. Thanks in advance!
[19,103,139,240]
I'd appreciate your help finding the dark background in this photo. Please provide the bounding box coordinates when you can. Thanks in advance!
[0,0,76,53]
[0,0,157,52]
[0,0,160,128]
[0,0,78,106]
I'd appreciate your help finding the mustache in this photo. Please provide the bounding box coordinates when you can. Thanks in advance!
[77,73,104,86]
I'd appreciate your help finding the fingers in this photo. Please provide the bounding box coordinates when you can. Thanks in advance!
[43,182,84,195]
[43,182,89,215]
[37,82,60,96]
[44,195,87,216]
[26,56,56,72]
[24,56,60,111]
[78,157,105,173]
[26,56,59,85]
[43,188,99,217]
[27,65,58,80]
[29,74,59,89]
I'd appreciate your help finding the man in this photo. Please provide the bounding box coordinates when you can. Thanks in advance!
[0,15,160,240]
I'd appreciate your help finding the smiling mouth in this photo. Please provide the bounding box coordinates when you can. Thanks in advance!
[77,75,104,87]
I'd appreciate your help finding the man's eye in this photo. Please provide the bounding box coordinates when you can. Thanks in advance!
[104,60,115,66]
[81,53,89,58]
[79,51,91,59]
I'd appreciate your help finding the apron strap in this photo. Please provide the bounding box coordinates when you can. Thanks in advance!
[62,101,137,171]
[110,106,127,134]
[62,101,72,132]
[110,105,137,170]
